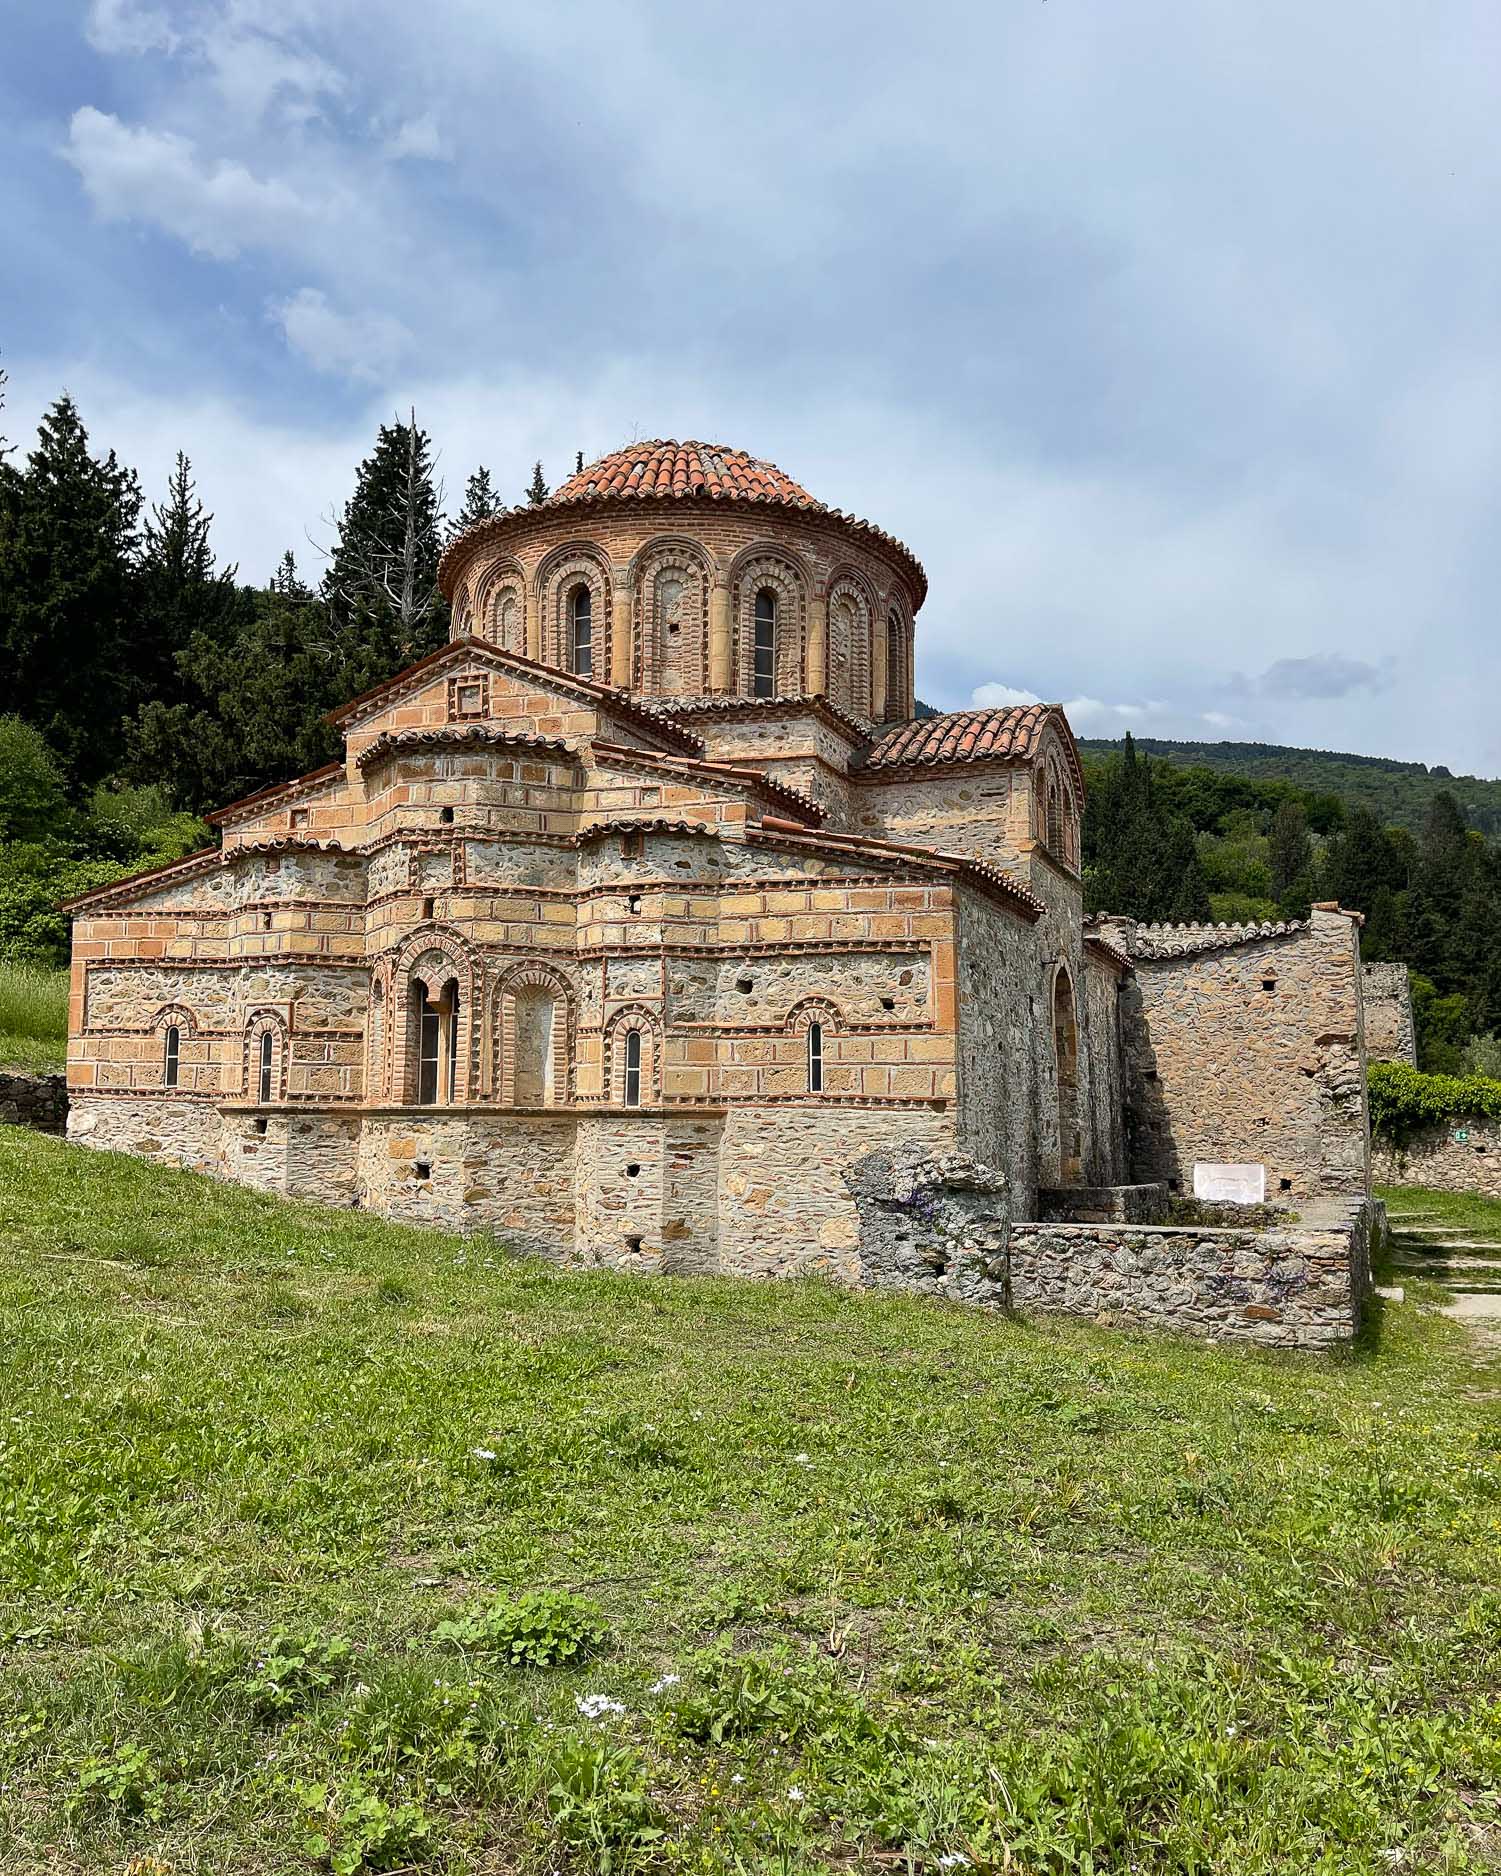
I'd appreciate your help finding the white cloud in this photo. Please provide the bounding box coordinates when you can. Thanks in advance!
[384,114,450,162]
[971,683,1042,710]
[63,106,324,260]
[269,289,412,382]
[86,0,178,55]
[86,0,345,125]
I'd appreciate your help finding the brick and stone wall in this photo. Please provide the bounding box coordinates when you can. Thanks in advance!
[1097,907,1370,1204]
[1375,1115,1501,1198]
[0,1071,68,1134]
[1363,963,1417,1065]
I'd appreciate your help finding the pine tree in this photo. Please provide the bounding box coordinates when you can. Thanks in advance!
[134,453,251,696]
[447,466,503,541]
[322,412,449,690]
[1082,734,1209,922]
[0,393,143,782]
[525,460,549,506]
[1268,799,1314,916]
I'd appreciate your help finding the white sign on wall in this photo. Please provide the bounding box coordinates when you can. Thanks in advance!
[1193,1162,1266,1204]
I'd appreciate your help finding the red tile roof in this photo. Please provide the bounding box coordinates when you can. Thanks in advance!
[550,441,816,507]
[859,704,1052,770]
[438,440,927,606]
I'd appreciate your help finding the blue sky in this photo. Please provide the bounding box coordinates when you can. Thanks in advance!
[5,1,1499,771]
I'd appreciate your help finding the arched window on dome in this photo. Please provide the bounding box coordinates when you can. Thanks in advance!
[569,584,593,678]
[753,589,777,699]
[885,609,908,722]
[1047,776,1064,857]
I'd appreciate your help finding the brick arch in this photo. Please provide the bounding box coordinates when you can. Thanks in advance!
[824,569,876,717]
[602,1003,661,1107]
[785,996,842,1034]
[1035,743,1079,870]
[243,1008,289,1102]
[534,542,612,678]
[883,595,913,722]
[629,537,712,698]
[389,926,480,1103]
[151,1003,197,1093]
[471,555,526,654]
[494,960,575,1108]
[729,550,809,697]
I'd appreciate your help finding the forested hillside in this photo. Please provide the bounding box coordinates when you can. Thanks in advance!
[1079,735,1501,837]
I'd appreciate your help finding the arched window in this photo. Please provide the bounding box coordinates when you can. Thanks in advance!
[1053,968,1081,1185]
[258,1029,274,1104]
[808,1021,824,1093]
[753,589,776,698]
[1047,778,1064,856]
[624,1028,642,1107]
[413,977,460,1105]
[570,585,593,678]
[163,1024,180,1088]
[512,986,556,1107]
[886,610,906,721]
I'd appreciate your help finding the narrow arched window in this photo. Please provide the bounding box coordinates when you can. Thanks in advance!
[570,585,593,678]
[808,1021,824,1093]
[886,611,905,721]
[753,589,776,698]
[1047,777,1064,856]
[624,1028,642,1107]
[446,983,460,1100]
[258,1029,274,1104]
[415,978,439,1105]
[163,1024,180,1088]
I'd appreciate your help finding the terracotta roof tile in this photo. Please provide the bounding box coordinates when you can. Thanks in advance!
[858,705,1054,771]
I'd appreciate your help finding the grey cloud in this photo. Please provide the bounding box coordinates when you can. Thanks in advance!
[1257,655,1393,702]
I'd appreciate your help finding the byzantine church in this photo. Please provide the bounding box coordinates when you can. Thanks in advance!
[65,442,1370,1276]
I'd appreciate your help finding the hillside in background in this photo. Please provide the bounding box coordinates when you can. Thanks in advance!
[1078,736,1501,837]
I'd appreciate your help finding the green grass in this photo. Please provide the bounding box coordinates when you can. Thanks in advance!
[0,961,68,1073]
[1381,1184,1501,1242]
[1,1139,1498,1875]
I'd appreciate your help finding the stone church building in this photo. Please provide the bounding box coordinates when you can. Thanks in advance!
[64,442,1375,1290]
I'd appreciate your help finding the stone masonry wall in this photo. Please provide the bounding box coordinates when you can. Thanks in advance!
[1363,963,1417,1065]
[1106,907,1369,1203]
[0,1071,68,1134]
[1009,1195,1380,1349]
[1375,1115,1501,1199]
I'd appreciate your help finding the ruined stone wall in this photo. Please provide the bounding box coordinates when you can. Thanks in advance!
[1111,908,1369,1202]
[1375,1116,1501,1198]
[1081,952,1129,1187]
[0,1072,67,1134]
[1363,963,1417,1065]
[1009,1195,1379,1349]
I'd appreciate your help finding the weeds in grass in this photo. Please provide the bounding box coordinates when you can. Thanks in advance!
[0,1138,1498,1871]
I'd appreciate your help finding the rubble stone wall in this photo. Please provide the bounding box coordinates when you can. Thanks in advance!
[0,1071,68,1134]
[1363,963,1417,1065]
[1375,1115,1501,1198]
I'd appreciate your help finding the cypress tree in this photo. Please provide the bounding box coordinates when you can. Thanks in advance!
[135,453,252,698]
[525,460,549,506]
[447,466,504,541]
[323,412,449,691]
[0,394,143,782]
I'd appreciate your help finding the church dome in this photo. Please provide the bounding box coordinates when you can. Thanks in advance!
[549,441,819,508]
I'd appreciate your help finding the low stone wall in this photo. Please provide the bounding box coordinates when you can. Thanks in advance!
[1037,1183,1168,1225]
[1010,1194,1380,1350]
[1376,1119,1501,1199]
[0,1071,69,1135]
[845,1147,1011,1304]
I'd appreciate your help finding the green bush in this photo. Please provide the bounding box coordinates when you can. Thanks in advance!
[432,1589,608,1667]
[1367,1059,1501,1145]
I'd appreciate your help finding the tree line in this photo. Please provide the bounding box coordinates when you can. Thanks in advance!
[1083,734,1501,1073]
[0,374,554,962]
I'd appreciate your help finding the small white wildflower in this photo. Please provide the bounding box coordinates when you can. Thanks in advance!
[730,1773,745,1785]
[787,1785,805,1802]
[649,1673,681,1693]
[575,1693,626,1720]
[1226,1723,1237,1737]
[792,1452,811,1465]
[472,1448,497,1461]
[938,1857,970,1870]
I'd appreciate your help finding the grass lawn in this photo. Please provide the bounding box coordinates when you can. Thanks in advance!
[0,963,68,1075]
[0,1137,1498,1875]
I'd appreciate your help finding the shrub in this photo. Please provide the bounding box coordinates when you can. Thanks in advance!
[1368,1060,1501,1146]
[432,1589,608,1667]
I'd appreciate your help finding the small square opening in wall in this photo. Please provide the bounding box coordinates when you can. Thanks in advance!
[736,976,754,994]
[414,1161,431,1181]
[624,1233,644,1255]
[422,896,435,920]
[252,1116,268,1136]
[625,1162,641,1178]
[1279,1177,1293,1191]
[439,806,454,824]
[262,911,273,931]
[289,807,309,831]
[880,996,896,1011]
[627,893,642,914]
[1262,979,1277,992]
